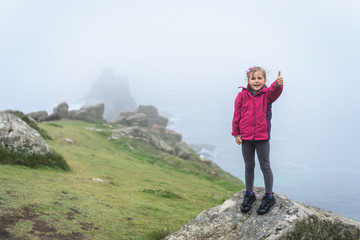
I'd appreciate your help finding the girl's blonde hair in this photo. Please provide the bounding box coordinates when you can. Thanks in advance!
[246,66,267,80]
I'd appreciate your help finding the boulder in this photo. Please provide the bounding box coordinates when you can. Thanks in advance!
[46,102,69,120]
[152,125,182,143]
[1,110,43,136]
[0,113,51,155]
[116,107,168,127]
[135,105,168,127]
[124,113,148,127]
[150,135,174,154]
[165,128,182,142]
[27,111,48,122]
[72,103,105,123]
[136,105,159,117]
[165,187,360,240]
[112,126,149,143]
[175,141,192,160]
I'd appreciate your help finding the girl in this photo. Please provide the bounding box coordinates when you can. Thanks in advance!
[232,66,283,215]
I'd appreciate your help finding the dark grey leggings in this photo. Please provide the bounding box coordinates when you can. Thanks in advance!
[241,140,273,194]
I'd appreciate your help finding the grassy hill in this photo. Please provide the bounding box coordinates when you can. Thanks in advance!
[0,120,244,240]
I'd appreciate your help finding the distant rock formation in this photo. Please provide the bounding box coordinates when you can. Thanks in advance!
[70,103,105,123]
[115,105,168,128]
[165,187,360,240]
[27,102,105,123]
[86,68,137,120]
[0,113,51,155]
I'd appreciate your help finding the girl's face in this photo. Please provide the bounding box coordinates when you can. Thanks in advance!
[248,70,266,94]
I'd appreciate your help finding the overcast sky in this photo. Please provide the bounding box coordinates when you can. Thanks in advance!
[1,0,360,149]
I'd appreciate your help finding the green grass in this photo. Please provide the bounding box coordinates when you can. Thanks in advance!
[0,120,244,239]
[0,148,70,170]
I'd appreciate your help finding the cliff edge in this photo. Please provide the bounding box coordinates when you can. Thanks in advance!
[165,187,360,240]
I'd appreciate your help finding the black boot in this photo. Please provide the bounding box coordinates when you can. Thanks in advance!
[257,194,275,215]
[240,191,256,213]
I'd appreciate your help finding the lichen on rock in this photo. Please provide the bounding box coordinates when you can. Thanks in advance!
[0,113,51,155]
[165,187,360,240]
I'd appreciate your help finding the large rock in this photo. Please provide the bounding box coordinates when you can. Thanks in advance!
[136,105,159,118]
[27,110,48,122]
[121,112,148,127]
[116,106,169,128]
[0,113,51,155]
[152,125,182,143]
[136,105,168,127]
[72,103,105,123]
[150,135,174,154]
[46,102,69,120]
[111,126,149,143]
[175,141,192,160]
[165,187,360,240]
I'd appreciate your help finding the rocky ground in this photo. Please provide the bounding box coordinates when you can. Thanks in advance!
[165,187,360,240]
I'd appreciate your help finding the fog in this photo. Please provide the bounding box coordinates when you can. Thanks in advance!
[1,0,360,219]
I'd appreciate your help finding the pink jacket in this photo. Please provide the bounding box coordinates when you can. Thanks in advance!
[232,80,283,140]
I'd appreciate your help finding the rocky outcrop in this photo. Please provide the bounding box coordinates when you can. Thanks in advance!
[27,111,48,122]
[46,102,69,120]
[86,68,137,120]
[109,124,195,160]
[165,187,360,240]
[152,125,182,143]
[71,103,105,123]
[175,141,192,160]
[116,105,169,128]
[28,102,105,123]
[111,126,149,143]
[0,113,51,155]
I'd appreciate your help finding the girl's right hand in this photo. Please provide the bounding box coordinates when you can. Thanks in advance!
[235,136,242,145]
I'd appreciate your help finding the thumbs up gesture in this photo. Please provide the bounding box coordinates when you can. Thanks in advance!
[277,71,283,87]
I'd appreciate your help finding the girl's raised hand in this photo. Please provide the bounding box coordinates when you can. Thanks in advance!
[277,71,283,86]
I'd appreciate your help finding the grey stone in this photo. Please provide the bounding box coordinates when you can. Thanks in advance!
[115,106,168,127]
[150,135,174,154]
[112,126,149,143]
[152,125,182,143]
[175,141,192,160]
[119,110,135,118]
[165,187,360,240]
[159,140,174,154]
[72,103,105,123]
[136,105,159,117]
[165,128,182,142]
[0,113,51,155]
[27,111,48,122]
[125,113,148,127]
[46,102,69,120]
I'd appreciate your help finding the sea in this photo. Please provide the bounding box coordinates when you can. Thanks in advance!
[166,108,360,222]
